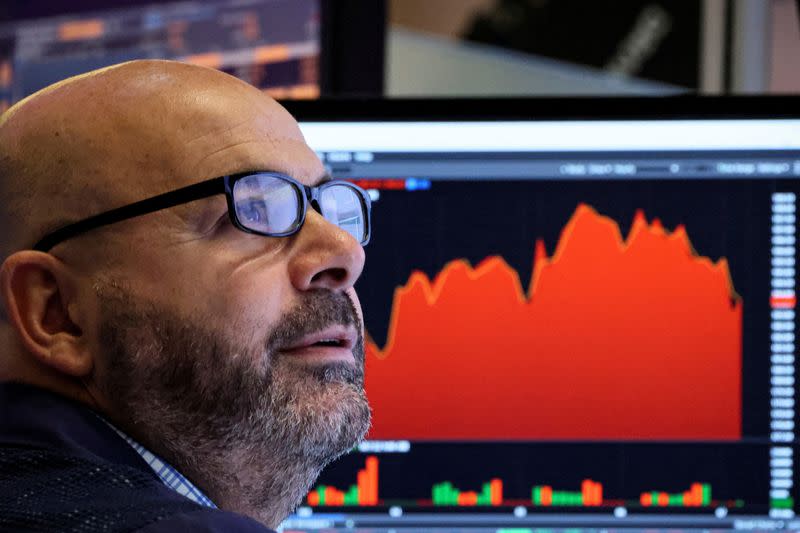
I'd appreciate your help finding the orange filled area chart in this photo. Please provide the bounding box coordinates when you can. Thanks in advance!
[365,204,742,441]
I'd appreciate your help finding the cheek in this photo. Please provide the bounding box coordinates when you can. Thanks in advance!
[209,267,295,337]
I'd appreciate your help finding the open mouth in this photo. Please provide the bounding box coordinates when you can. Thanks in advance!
[279,325,358,363]
[313,339,347,347]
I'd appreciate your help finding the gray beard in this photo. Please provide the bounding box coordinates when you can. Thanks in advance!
[94,286,371,528]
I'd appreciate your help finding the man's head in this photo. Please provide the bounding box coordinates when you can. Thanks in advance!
[0,60,371,527]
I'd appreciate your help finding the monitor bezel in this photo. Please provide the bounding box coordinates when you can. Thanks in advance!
[283,95,800,122]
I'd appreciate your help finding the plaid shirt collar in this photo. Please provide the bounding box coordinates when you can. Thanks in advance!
[100,417,217,509]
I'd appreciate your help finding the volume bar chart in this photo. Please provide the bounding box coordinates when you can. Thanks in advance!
[433,479,503,506]
[307,464,735,511]
[307,456,379,506]
[532,480,603,507]
[640,483,711,507]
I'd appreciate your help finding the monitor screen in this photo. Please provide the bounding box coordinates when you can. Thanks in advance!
[0,0,321,112]
[287,98,800,532]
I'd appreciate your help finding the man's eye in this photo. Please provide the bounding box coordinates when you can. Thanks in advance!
[240,199,269,223]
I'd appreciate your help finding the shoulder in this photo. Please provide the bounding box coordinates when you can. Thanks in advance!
[1,445,200,532]
[134,508,275,533]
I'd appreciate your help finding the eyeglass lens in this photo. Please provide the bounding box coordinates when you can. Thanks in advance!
[233,174,303,235]
[232,174,368,243]
[319,184,368,243]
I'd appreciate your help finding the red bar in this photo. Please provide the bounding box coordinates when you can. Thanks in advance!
[691,483,703,507]
[657,492,669,506]
[357,470,368,506]
[588,482,595,506]
[490,479,503,506]
[458,491,478,506]
[541,486,553,506]
[581,480,602,506]
[771,295,797,309]
[581,480,592,506]
[365,456,379,505]
[641,493,652,506]
[308,491,320,506]
[348,178,407,191]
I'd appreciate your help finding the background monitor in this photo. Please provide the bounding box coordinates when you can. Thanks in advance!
[281,96,800,531]
[0,0,385,112]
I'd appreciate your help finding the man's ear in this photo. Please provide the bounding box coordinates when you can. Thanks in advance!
[0,251,92,377]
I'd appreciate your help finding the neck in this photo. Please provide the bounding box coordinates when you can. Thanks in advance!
[116,416,323,529]
[165,439,323,528]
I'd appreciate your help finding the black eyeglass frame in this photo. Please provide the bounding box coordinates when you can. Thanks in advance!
[32,171,372,252]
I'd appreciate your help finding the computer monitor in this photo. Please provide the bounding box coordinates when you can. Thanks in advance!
[0,0,385,111]
[280,96,800,532]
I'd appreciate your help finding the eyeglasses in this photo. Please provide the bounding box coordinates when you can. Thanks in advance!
[32,171,372,252]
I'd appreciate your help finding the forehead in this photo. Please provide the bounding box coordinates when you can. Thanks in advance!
[164,88,324,188]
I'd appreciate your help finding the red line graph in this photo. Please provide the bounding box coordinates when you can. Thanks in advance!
[365,204,742,440]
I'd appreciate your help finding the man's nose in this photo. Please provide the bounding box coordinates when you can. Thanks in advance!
[287,209,366,291]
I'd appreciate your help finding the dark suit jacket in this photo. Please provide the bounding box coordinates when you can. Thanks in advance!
[0,382,275,532]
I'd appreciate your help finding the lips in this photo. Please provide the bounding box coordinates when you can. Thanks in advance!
[278,325,358,363]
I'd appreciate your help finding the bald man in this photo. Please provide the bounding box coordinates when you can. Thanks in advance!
[0,60,372,532]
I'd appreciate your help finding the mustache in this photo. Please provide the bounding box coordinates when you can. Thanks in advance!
[266,290,362,357]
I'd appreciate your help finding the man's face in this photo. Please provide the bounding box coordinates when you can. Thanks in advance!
[75,72,370,524]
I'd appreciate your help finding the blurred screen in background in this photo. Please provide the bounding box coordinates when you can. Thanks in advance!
[0,0,321,113]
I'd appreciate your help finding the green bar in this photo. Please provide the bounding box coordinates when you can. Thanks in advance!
[477,483,489,506]
[433,482,448,506]
[651,491,660,505]
[701,484,711,506]
[550,491,583,506]
[344,485,359,506]
[668,494,683,506]
[437,482,455,506]
[317,486,326,506]
[446,483,459,506]
[772,497,794,509]
[533,486,541,506]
